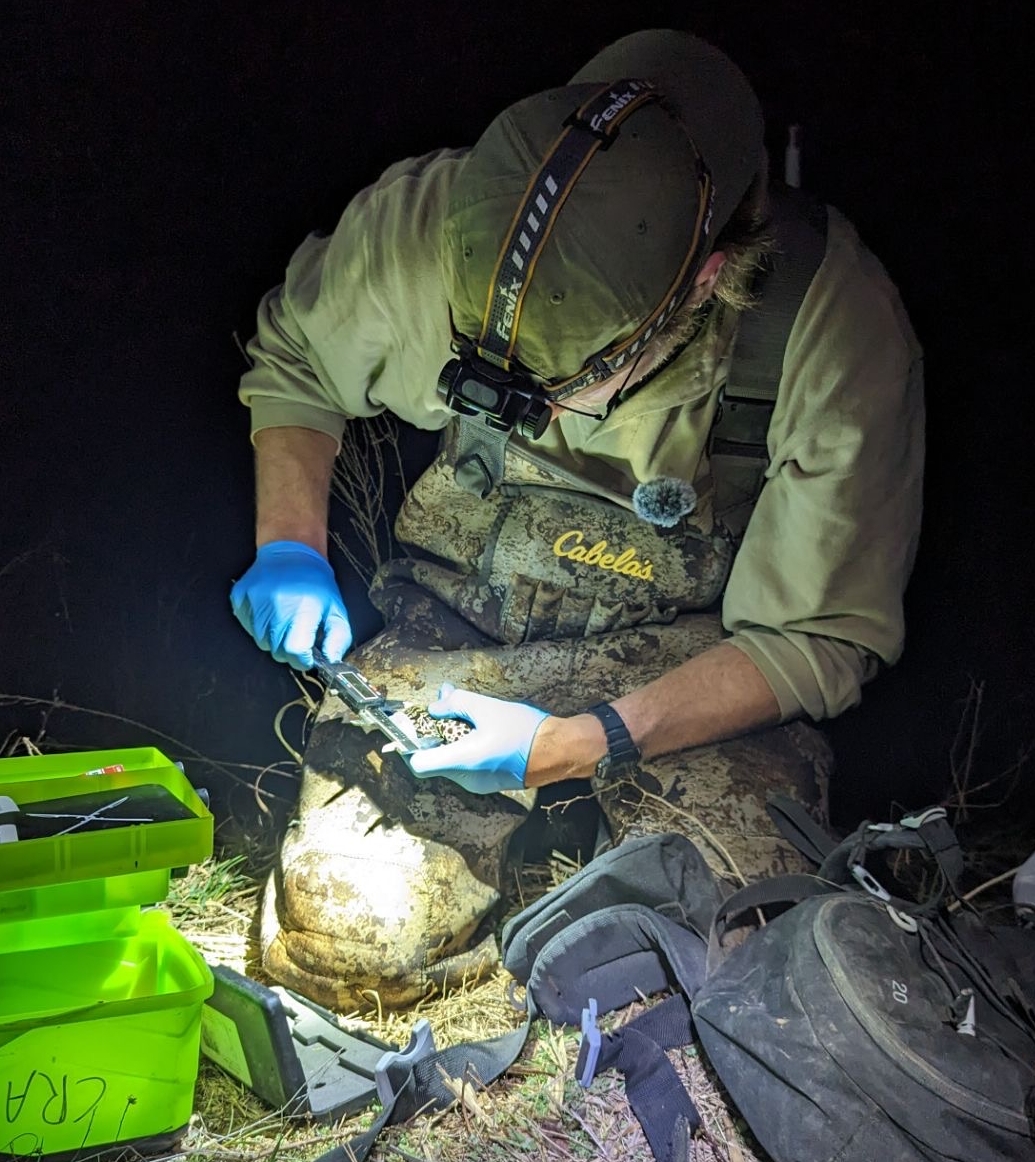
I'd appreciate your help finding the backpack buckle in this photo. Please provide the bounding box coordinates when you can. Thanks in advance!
[576,998,602,1088]
[851,863,891,901]
[885,904,919,932]
[374,1018,436,1107]
[899,807,947,829]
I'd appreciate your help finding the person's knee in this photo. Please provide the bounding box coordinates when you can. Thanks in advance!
[593,720,833,884]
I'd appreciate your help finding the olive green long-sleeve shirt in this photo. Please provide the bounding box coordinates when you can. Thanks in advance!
[239,147,924,722]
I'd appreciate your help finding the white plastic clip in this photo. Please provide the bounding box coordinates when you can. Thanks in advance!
[956,990,976,1036]
[885,905,918,933]
[899,807,947,829]
[852,863,891,901]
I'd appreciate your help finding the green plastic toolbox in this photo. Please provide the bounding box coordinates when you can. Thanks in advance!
[0,909,213,1157]
[0,747,216,1157]
[0,746,213,949]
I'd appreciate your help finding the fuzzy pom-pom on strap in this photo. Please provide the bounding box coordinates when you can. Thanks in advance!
[632,477,698,527]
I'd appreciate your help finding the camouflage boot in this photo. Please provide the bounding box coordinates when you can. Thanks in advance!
[260,592,536,1012]
[260,721,533,1011]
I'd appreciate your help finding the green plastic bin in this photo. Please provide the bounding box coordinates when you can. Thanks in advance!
[0,747,213,946]
[0,909,214,1157]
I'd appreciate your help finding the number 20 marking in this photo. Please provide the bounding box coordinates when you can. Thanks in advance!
[892,979,909,1004]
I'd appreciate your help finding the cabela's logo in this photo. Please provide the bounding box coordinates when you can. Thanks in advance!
[552,530,654,580]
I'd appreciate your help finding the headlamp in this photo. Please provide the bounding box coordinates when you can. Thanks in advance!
[438,78,713,440]
[436,352,551,442]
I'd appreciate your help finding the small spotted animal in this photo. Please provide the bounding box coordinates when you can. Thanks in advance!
[401,705,473,746]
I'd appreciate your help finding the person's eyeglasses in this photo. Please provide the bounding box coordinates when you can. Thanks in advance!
[549,398,609,422]
[544,347,653,422]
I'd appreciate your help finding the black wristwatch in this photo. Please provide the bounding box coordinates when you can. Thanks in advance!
[585,702,641,779]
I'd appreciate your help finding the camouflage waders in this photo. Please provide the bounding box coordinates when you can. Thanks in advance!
[260,425,832,1010]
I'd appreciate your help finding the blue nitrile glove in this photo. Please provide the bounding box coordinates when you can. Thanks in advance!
[406,683,549,794]
[230,540,352,671]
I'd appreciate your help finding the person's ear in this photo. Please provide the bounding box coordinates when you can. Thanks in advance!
[694,250,727,288]
[686,250,726,307]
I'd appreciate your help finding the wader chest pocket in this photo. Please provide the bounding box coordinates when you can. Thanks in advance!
[484,486,732,643]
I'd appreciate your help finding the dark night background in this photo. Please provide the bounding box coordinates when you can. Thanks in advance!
[3,1,1032,856]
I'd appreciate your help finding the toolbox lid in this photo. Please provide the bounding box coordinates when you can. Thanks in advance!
[201,965,398,1121]
[0,747,213,925]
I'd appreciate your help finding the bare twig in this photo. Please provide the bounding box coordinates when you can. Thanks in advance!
[948,864,1025,910]
[272,698,308,767]
[947,677,984,824]
[0,692,295,802]
[330,413,410,584]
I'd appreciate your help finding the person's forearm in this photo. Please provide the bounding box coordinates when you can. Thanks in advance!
[524,641,781,787]
[253,426,339,553]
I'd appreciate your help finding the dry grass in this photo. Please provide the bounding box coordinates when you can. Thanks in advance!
[158,856,766,1162]
[6,678,1030,1162]
[0,705,765,1160]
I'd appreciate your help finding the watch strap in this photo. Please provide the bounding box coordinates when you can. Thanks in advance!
[586,702,641,776]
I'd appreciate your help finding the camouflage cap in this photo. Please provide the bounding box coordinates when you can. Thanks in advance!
[442,30,764,386]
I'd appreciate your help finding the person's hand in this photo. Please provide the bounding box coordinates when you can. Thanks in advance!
[230,540,352,671]
[406,683,549,794]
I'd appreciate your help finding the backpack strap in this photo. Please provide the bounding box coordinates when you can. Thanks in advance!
[818,806,965,910]
[710,183,829,536]
[766,793,838,865]
[559,905,709,1162]
[501,830,725,978]
[525,903,708,1025]
[705,873,840,974]
[315,1000,536,1162]
[768,794,966,913]
[577,993,700,1162]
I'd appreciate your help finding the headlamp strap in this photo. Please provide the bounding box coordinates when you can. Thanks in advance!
[477,80,658,371]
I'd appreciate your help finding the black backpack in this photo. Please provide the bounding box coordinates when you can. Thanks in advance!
[506,804,1035,1162]
[319,810,1035,1162]
[690,802,1035,1161]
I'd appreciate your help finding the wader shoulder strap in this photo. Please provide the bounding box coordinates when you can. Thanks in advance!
[452,414,513,499]
[710,184,829,535]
